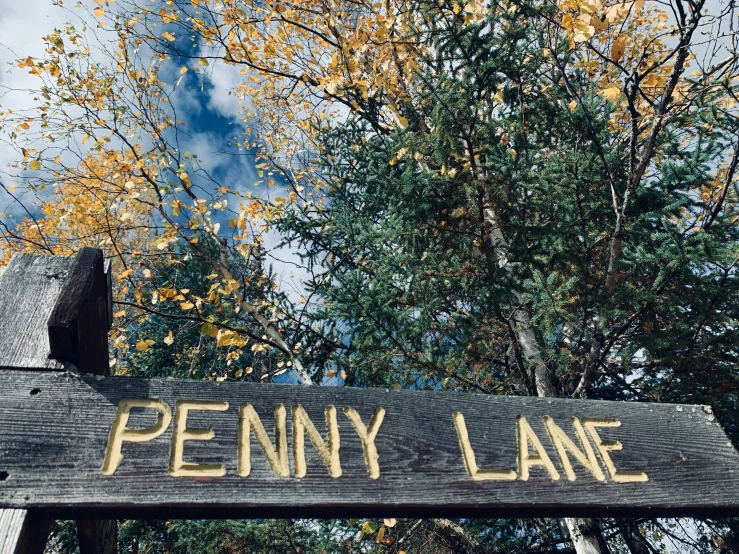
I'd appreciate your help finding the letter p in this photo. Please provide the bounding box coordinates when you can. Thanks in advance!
[101,398,172,475]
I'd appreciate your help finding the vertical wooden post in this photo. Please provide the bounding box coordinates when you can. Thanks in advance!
[0,249,117,554]
[47,247,112,375]
[49,249,118,554]
[0,510,52,554]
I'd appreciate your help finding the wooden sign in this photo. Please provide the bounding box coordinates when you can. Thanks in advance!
[1,369,738,519]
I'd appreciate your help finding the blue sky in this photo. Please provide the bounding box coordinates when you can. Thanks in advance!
[0,0,254,215]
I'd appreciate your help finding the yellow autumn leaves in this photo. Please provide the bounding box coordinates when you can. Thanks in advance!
[559,0,605,44]
[557,0,676,107]
[355,518,398,544]
[599,34,629,101]
[560,0,644,44]
[135,339,155,351]
[610,35,628,63]
[600,86,622,102]
[6,0,731,388]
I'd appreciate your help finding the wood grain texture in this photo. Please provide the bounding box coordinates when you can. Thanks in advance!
[77,519,118,554]
[0,254,74,371]
[47,248,109,375]
[44,249,117,553]
[0,371,738,519]
[0,509,51,554]
[0,251,116,553]
[0,510,24,553]
[0,254,71,553]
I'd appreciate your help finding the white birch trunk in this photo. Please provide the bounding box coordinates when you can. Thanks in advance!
[565,518,611,554]
[483,204,608,554]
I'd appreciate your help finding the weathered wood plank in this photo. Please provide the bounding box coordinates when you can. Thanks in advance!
[0,370,738,519]
[0,251,117,553]
[0,254,76,554]
[47,247,110,375]
[0,510,24,552]
[0,254,74,370]
[0,509,51,554]
[45,249,117,553]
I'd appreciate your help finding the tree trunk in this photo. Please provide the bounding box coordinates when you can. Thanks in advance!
[482,202,609,554]
[565,518,611,554]
[619,521,653,554]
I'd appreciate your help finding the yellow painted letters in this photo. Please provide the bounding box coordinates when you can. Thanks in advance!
[169,400,229,478]
[238,403,290,477]
[582,418,648,483]
[452,411,517,481]
[543,416,605,482]
[517,416,560,481]
[292,404,342,478]
[101,396,649,486]
[102,398,172,475]
[343,406,385,479]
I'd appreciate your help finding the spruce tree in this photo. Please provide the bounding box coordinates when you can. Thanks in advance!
[276,1,739,551]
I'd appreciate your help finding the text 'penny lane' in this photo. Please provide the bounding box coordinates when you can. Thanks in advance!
[102,398,647,483]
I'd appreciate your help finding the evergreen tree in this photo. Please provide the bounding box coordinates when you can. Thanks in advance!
[118,236,282,383]
[277,1,739,551]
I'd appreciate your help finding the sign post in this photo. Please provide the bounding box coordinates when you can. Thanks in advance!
[0,250,116,554]
[1,251,739,551]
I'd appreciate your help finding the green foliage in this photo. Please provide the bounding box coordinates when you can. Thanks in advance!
[118,236,280,383]
[279,0,739,444]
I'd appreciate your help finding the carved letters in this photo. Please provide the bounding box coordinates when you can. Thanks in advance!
[454,412,647,483]
[102,399,647,483]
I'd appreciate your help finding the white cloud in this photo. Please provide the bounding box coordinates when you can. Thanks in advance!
[205,61,246,117]
[0,0,72,217]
